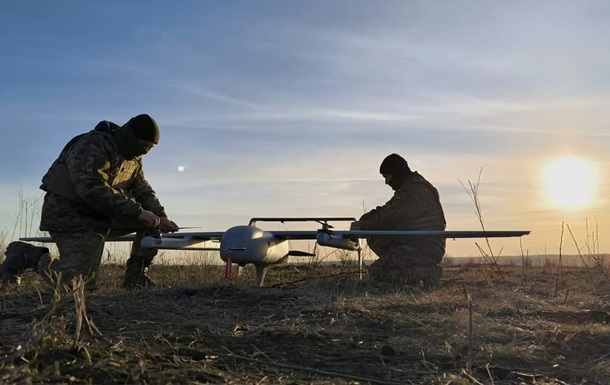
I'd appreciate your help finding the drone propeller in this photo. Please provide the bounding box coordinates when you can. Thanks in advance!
[315,220,334,229]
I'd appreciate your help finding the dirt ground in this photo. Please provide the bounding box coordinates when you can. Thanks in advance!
[2,262,610,384]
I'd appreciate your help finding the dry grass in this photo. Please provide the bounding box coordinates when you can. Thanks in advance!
[2,187,609,383]
[2,261,610,385]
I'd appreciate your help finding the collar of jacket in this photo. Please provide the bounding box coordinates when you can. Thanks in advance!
[113,124,147,160]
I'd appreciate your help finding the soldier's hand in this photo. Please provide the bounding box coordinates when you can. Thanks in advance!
[160,217,179,233]
[138,210,161,228]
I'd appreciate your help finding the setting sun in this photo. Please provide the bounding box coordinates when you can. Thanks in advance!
[542,155,598,210]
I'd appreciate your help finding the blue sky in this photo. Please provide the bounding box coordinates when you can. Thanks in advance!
[1,1,609,258]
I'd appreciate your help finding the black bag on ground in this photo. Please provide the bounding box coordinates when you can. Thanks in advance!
[0,241,49,282]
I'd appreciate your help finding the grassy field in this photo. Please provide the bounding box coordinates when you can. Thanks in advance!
[2,258,610,385]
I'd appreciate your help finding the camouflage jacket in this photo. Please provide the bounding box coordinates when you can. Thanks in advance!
[39,121,166,231]
[359,171,446,258]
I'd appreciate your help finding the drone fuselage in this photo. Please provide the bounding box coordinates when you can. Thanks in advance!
[219,225,290,266]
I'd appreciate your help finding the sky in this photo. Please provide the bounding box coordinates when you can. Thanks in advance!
[1,1,609,259]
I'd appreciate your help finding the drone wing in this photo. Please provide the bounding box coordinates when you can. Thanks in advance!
[20,234,138,243]
[269,229,530,240]
[269,229,530,251]
[340,230,531,239]
[20,231,226,251]
[137,231,225,250]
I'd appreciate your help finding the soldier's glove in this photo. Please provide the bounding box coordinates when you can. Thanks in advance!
[159,217,179,233]
[138,210,161,229]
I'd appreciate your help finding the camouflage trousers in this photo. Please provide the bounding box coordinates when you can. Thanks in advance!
[38,229,157,289]
[368,244,443,288]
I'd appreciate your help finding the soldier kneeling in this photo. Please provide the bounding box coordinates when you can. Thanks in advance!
[351,154,446,288]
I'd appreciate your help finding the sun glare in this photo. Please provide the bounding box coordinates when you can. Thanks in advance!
[542,155,598,210]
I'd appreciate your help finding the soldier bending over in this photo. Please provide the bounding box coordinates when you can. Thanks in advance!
[1,114,178,290]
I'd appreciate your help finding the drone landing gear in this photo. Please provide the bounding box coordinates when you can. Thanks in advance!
[224,256,267,287]
[253,264,268,287]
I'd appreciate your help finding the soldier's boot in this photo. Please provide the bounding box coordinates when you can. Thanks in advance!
[1,241,50,284]
[420,265,442,288]
[122,254,157,290]
[399,265,442,288]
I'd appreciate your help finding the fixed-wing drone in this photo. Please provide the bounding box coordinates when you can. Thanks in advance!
[22,217,530,286]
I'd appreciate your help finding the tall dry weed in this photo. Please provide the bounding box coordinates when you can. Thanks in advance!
[459,167,506,282]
